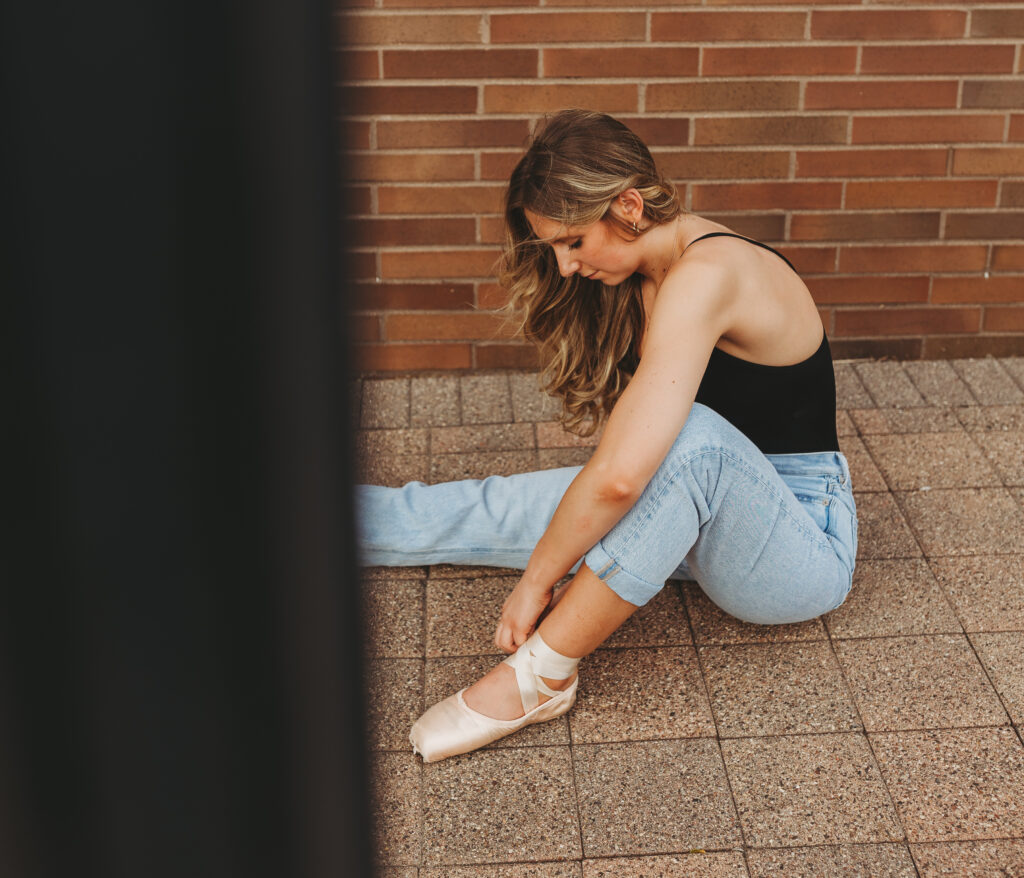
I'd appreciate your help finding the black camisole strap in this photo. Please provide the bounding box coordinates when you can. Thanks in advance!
[684,231,798,275]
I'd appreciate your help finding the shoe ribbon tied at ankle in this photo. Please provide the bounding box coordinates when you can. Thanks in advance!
[502,632,579,713]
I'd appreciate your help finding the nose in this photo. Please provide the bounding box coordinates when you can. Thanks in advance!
[555,244,579,278]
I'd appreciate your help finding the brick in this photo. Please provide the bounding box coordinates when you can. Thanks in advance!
[971,8,1024,37]
[480,151,521,181]
[846,180,998,210]
[379,185,505,216]
[962,80,1024,109]
[832,338,922,361]
[704,0,843,4]
[985,307,1024,332]
[350,217,476,248]
[377,119,530,150]
[1012,115,1024,142]
[834,307,980,337]
[536,422,600,449]
[344,186,372,215]
[383,0,534,7]
[791,212,940,242]
[478,216,504,245]
[953,148,1024,175]
[352,283,475,311]
[347,250,377,280]
[933,276,1024,304]
[692,182,842,211]
[647,81,799,112]
[796,149,947,178]
[996,194,1024,233]
[993,246,1024,270]
[385,311,515,341]
[476,284,510,311]
[543,47,698,79]
[703,46,857,77]
[484,83,637,114]
[657,150,790,180]
[812,9,966,40]
[540,0,695,5]
[491,12,645,43]
[341,13,482,46]
[695,116,847,146]
[543,0,695,5]
[702,214,786,242]
[339,50,379,81]
[852,114,1005,145]
[383,49,536,80]
[430,423,534,455]
[778,246,837,274]
[923,336,1024,358]
[360,378,409,428]
[381,249,500,279]
[475,344,540,369]
[344,120,371,150]
[338,85,476,115]
[945,212,1024,240]
[862,45,1015,75]
[818,306,835,334]
[807,276,930,305]
[805,80,958,110]
[839,245,988,274]
[351,314,382,342]
[616,117,691,146]
[346,153,474,183]
[357,343,472,371]
[652,10,806,41]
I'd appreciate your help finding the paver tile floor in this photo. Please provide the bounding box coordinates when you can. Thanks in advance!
[359,357,1024,877]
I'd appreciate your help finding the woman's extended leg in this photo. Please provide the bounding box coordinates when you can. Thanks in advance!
[356,466,580,570]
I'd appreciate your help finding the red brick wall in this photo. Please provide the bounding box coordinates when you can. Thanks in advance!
[339,2,1024,371]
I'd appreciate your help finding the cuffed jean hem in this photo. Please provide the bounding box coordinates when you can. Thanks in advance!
[584,542,666,607]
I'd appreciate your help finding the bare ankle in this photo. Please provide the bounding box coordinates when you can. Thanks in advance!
[541,673,577,693]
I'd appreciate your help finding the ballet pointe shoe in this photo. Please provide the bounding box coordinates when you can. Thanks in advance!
[410,631,579,763]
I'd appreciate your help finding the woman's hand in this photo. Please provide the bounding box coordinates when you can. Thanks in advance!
[494,577,554,653]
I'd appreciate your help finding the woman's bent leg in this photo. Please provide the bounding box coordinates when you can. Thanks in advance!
[463,563,635,719]
[356,466,580,569]
[583,404,856,624]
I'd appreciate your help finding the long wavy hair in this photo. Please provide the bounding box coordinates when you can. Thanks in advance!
[499,109,682,436]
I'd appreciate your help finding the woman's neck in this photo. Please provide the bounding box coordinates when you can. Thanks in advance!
[634,214,691,287]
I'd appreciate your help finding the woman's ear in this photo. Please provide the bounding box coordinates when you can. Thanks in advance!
[613,188,645,227]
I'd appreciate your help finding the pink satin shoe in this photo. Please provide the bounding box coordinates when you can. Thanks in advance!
[410,631,580,763]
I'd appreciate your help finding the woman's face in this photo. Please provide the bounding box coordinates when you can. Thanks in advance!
[524,209,638,286]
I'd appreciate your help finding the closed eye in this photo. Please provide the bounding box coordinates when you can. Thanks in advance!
[568,238,582,250]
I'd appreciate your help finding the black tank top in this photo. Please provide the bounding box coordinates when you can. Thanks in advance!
[688,232,841,454]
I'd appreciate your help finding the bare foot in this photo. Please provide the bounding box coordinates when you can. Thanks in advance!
[462,661,577,720]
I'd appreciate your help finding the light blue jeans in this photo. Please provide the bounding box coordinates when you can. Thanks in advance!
[357,403,857,624]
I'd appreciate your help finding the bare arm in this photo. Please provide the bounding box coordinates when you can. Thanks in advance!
[494,262,735,652]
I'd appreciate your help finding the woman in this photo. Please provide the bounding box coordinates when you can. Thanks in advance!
[358,109,857,763]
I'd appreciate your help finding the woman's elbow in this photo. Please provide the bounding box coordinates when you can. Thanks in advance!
[594,473,645,506]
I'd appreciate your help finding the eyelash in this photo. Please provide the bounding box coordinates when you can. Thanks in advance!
[568,239,582,250]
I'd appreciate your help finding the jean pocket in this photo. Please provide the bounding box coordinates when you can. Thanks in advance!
[792,489,833,534]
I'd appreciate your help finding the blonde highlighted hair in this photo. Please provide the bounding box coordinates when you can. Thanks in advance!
[499,109,681,436]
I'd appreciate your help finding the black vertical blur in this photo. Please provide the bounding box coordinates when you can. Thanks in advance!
[1,2,370,877]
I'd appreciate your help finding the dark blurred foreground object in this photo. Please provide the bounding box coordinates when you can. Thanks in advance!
[1,2,370,877]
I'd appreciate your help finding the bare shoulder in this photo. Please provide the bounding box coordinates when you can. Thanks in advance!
[650,241,743,331]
